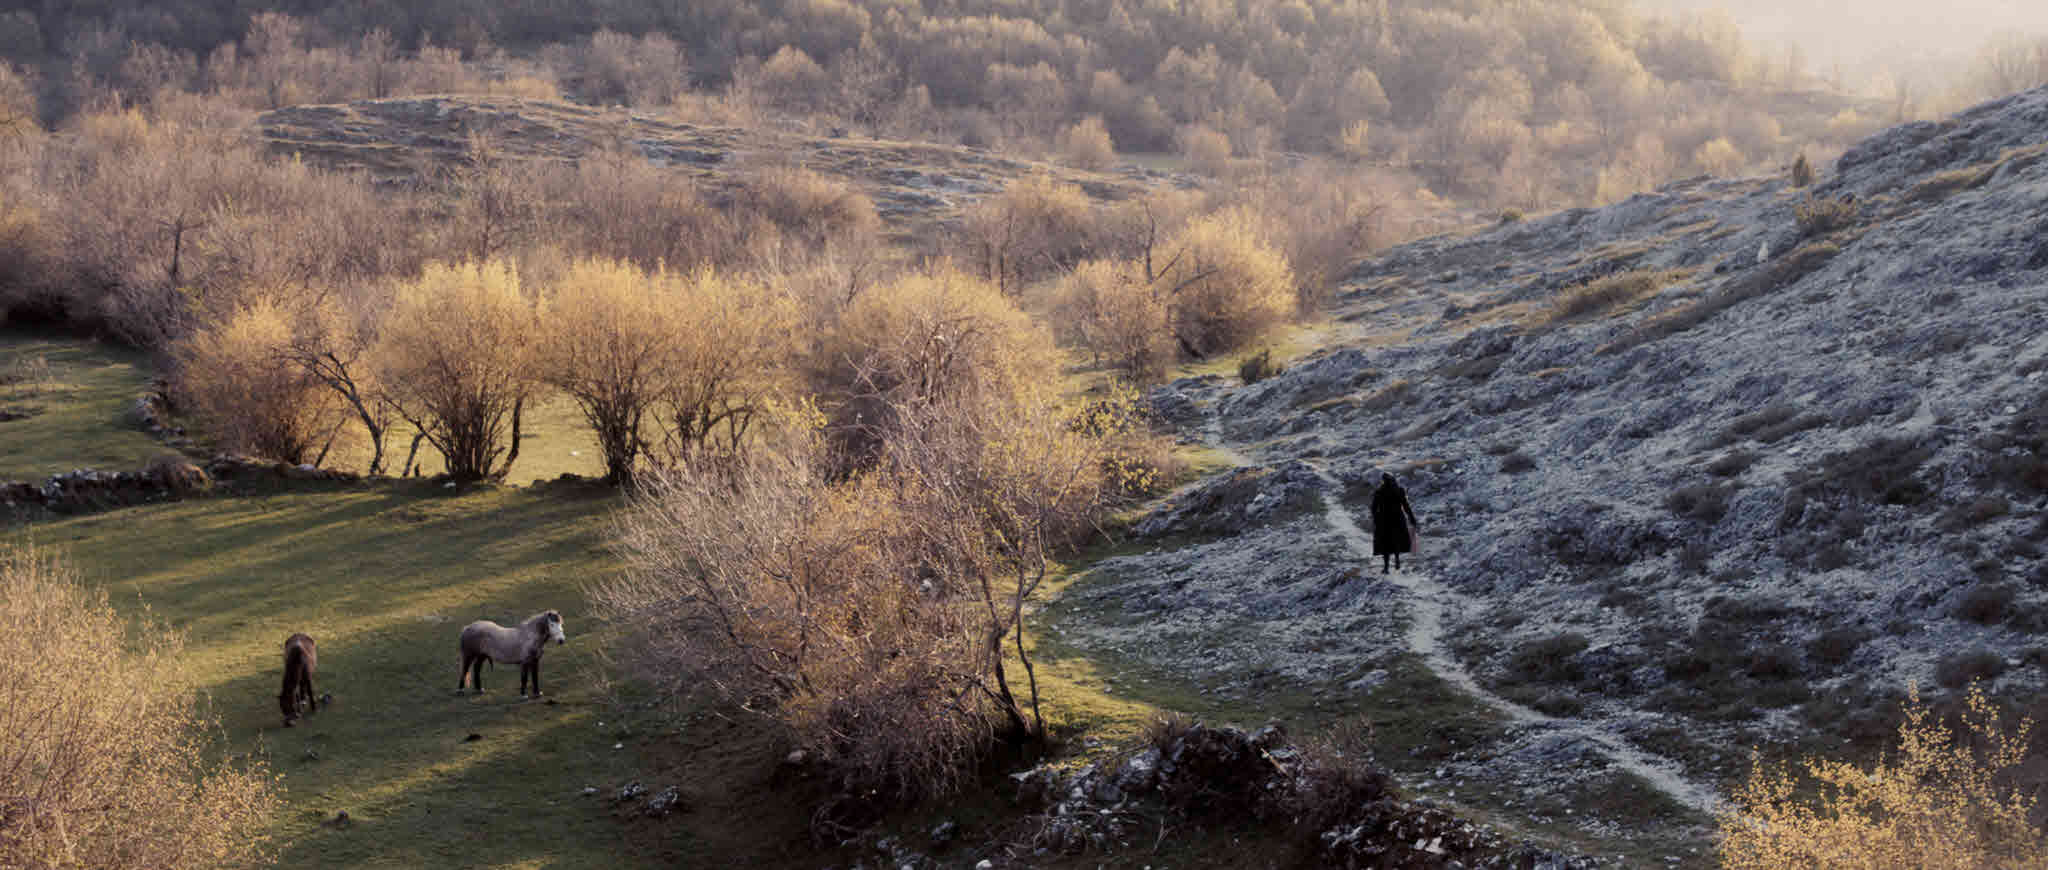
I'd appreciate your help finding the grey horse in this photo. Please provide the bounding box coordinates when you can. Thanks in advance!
[457,611,566,697]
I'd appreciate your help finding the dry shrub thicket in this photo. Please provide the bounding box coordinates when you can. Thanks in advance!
[1719,687,2047,869]
[604,289,1166,813]
[0,547,277,869]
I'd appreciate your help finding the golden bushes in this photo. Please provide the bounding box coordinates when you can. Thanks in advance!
[815,266,1056,419]
[1056,116,1117,170]
[738,165,882,254]
[1158,206,1296,358]
[0,547,277,869]
[374,260,540,481]
[1053,259,1173,382]
[173,299,342,463]
[1719,687,2045,869]
[1179,124,1234,176]
[960,174,1106,295]
[536,258,800,477]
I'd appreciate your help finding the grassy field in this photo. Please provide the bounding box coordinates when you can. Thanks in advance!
[0,331,166,480]
[5,330,1714,868]
[8,483,823,868]
[325,395,610,484]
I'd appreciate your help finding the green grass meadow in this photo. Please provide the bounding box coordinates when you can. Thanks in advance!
[0,331,166,479]
[10,484,815,868]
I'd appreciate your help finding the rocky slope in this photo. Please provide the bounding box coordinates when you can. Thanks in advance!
[258,96,1173,242]
[1062,84,2048,842]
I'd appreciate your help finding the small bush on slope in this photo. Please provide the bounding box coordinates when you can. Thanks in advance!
[0,546,277,869]
[1719,687,2044,869]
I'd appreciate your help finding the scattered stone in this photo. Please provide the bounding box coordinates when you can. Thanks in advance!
[644,786,685,817]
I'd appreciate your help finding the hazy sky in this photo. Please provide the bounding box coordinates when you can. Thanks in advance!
[1645,0,2048,81]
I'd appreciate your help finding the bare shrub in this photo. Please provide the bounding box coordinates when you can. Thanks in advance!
[1544,269,1683,323]
[1794,194,1859,238]
[536,259,683,483]
[1179,124,1233,176]
[442,133,549,264]
[960,174,1106,296]
[604,383,1131,814]
[539,259,796,474]
[1936,649,2009,689]
[0,546,277,869]
[373,260,540,481]
[1238,348,1282,385]
[1158,206,1295,358]
[544,144,741,271]
[1232,162,1390,309]
[1954,584,2016,625]
[1721,687,2042,869]
[1667,481,1735,525]
[1051,258,1173,382]
[278,295,396,475]
[736,165,881,255]
[1055,116,1116,170]
[577,29,688,107]
[811,267,1057,467]
[173,299,344,464]
[1790,152,1815,188]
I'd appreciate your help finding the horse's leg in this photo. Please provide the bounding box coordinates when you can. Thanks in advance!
[457,652,471,692]
[519,661,531,697]
[472,657,485,694]
[301,668,316,715]
[532,660,542,698]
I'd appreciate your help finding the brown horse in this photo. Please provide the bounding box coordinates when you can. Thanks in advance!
[457,611,566,697]
[280,633,318,727]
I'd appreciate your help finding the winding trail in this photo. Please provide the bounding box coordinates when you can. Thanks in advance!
[1200,409,1723,816]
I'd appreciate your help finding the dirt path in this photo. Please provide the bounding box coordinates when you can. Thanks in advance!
[1199,407,1724,816]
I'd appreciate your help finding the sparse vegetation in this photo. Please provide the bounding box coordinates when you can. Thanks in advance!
[1238,349,1283,385]
[1667,481,1736,525]
[1936,649,2008,689]
[1543,269,1686,324]
[1955,583,2017,625]
[1794,194,1859,238]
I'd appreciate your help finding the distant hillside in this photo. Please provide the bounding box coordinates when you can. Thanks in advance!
[258,95,1167,243]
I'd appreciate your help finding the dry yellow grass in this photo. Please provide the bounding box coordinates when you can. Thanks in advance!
[1540,269,1689,325]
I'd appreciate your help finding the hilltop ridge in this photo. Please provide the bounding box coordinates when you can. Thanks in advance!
[258,95,1171,242]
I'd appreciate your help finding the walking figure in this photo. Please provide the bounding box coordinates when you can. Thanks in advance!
[1370,473,1419,573]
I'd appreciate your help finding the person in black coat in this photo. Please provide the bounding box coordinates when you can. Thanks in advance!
[1369,473,1418,573]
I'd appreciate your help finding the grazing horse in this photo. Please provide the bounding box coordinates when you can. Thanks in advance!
[458,611,566,697]
[279,633,318,727]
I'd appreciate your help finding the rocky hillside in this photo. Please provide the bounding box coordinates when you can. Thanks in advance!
[1070,84,2048,841]
[258,96,1171,243]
